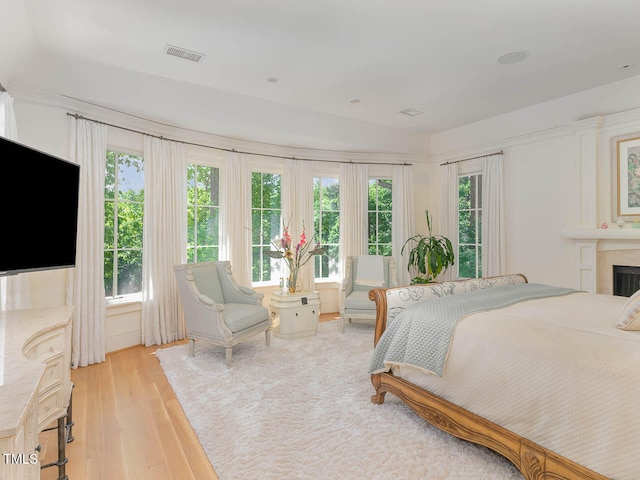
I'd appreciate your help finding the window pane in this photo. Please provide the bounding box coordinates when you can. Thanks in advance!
[251,172,261,208]
[252,213,262,244]
[458,245,477,279]
[262,173,281,209]
[459,209,471,244]
[368,178,393,255]
[105,150,145,298]
[313,177,340,279]
[261,251,271,282]
[187,165,220,263]
[459,177,471,210]
[187,205,195,244]
[117,202,144,249]
[470,175,478,209]
[457,173,482,279]
[117,153,144,201]
[323,178,340,210]
[104,201,115,249]
[105,151,116,200]
[368,212,377,243]
[104,250,114,297]
[377,179,393,210]
[265,209,281,245]
[251,172,282,283]
[378,211,392,244]
[322,211,340,243]
[196,246,218,262]
[117,249,143,295]
[196,206,219,245]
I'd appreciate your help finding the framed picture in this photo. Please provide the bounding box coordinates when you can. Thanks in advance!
[617,136,640,216]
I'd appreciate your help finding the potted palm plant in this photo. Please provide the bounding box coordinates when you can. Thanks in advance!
[401,209,455,284]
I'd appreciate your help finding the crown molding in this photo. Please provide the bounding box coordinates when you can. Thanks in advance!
[10,87,423,165]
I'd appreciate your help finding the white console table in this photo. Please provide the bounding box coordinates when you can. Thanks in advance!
[269,291,320,339]
[0,306,73,480]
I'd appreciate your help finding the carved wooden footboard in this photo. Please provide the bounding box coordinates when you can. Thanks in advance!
[368,286,609,480]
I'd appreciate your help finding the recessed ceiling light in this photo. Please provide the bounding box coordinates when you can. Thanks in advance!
[350,99,360,104]
[266,76,279,83]
[496,51,529,65]
[399,108,423,117]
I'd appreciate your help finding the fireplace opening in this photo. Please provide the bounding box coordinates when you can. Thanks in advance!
[613,265,640,297]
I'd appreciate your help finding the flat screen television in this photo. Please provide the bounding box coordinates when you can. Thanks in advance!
[0,136,81,276]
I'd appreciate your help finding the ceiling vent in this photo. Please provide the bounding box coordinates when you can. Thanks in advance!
[164,44,205,63]
[399,108,424,117]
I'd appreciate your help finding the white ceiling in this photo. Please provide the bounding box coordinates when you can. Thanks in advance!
[14,0,640,147]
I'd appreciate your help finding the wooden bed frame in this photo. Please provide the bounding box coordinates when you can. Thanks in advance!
[368,287,609,480]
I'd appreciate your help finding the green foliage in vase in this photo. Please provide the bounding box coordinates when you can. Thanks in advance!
[401,209,455,284]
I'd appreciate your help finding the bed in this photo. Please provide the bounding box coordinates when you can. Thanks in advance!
[368,274,640,480]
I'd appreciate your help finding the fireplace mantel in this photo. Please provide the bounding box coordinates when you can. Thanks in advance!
[562,227,640,241]
[562,227,640,294]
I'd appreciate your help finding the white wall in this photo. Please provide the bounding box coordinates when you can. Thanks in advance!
[421,75,640,288]
[9,89,412,351]
[10,66,640,349]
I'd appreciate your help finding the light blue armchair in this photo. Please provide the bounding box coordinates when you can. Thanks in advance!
[174,261,272,367]
[340,255,398,331]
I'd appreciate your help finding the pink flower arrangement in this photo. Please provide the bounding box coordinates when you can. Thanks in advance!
[266,221,326,291]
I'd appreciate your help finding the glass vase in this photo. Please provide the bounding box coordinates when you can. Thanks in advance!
[288,269,299,293]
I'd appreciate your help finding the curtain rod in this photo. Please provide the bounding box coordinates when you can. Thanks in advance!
[66,112,412,166]
[440,149,503,166]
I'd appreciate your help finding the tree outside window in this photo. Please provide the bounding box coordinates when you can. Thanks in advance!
[104,151,144,297]
[313,177,340,279]
[187,164,220,263]
[458,173,482,278]
[251,172,282,282]
[368,178,393,255]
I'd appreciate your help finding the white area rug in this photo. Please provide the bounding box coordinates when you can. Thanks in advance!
[155,320,523,480]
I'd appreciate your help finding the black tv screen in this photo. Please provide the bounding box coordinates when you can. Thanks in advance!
[0,136,80,276]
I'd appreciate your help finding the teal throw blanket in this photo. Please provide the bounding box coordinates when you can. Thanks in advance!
[368,283,578,377]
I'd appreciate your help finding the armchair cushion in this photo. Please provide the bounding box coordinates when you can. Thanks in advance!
[343,290,375,310]
[223,303,270,333]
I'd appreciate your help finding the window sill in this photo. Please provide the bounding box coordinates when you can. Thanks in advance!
[106,292,142,306]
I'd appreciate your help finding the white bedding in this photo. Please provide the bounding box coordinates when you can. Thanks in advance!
[392,292,640,480]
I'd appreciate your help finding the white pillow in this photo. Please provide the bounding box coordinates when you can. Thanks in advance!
[617,289,640,330]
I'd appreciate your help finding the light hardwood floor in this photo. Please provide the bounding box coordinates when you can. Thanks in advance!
[39,340,219,480]
[39,312,341,480]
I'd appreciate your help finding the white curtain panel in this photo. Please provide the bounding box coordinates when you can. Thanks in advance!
[392,164,415,286]
[66,118,107,367]
[0,91,19,140]
[220,150,252,287]
[439,163,459,281]
[0,91,31,310]
[339,163,369,271]
[283,159,315,291]
[482,153,506,276]
[141,136,187,347]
